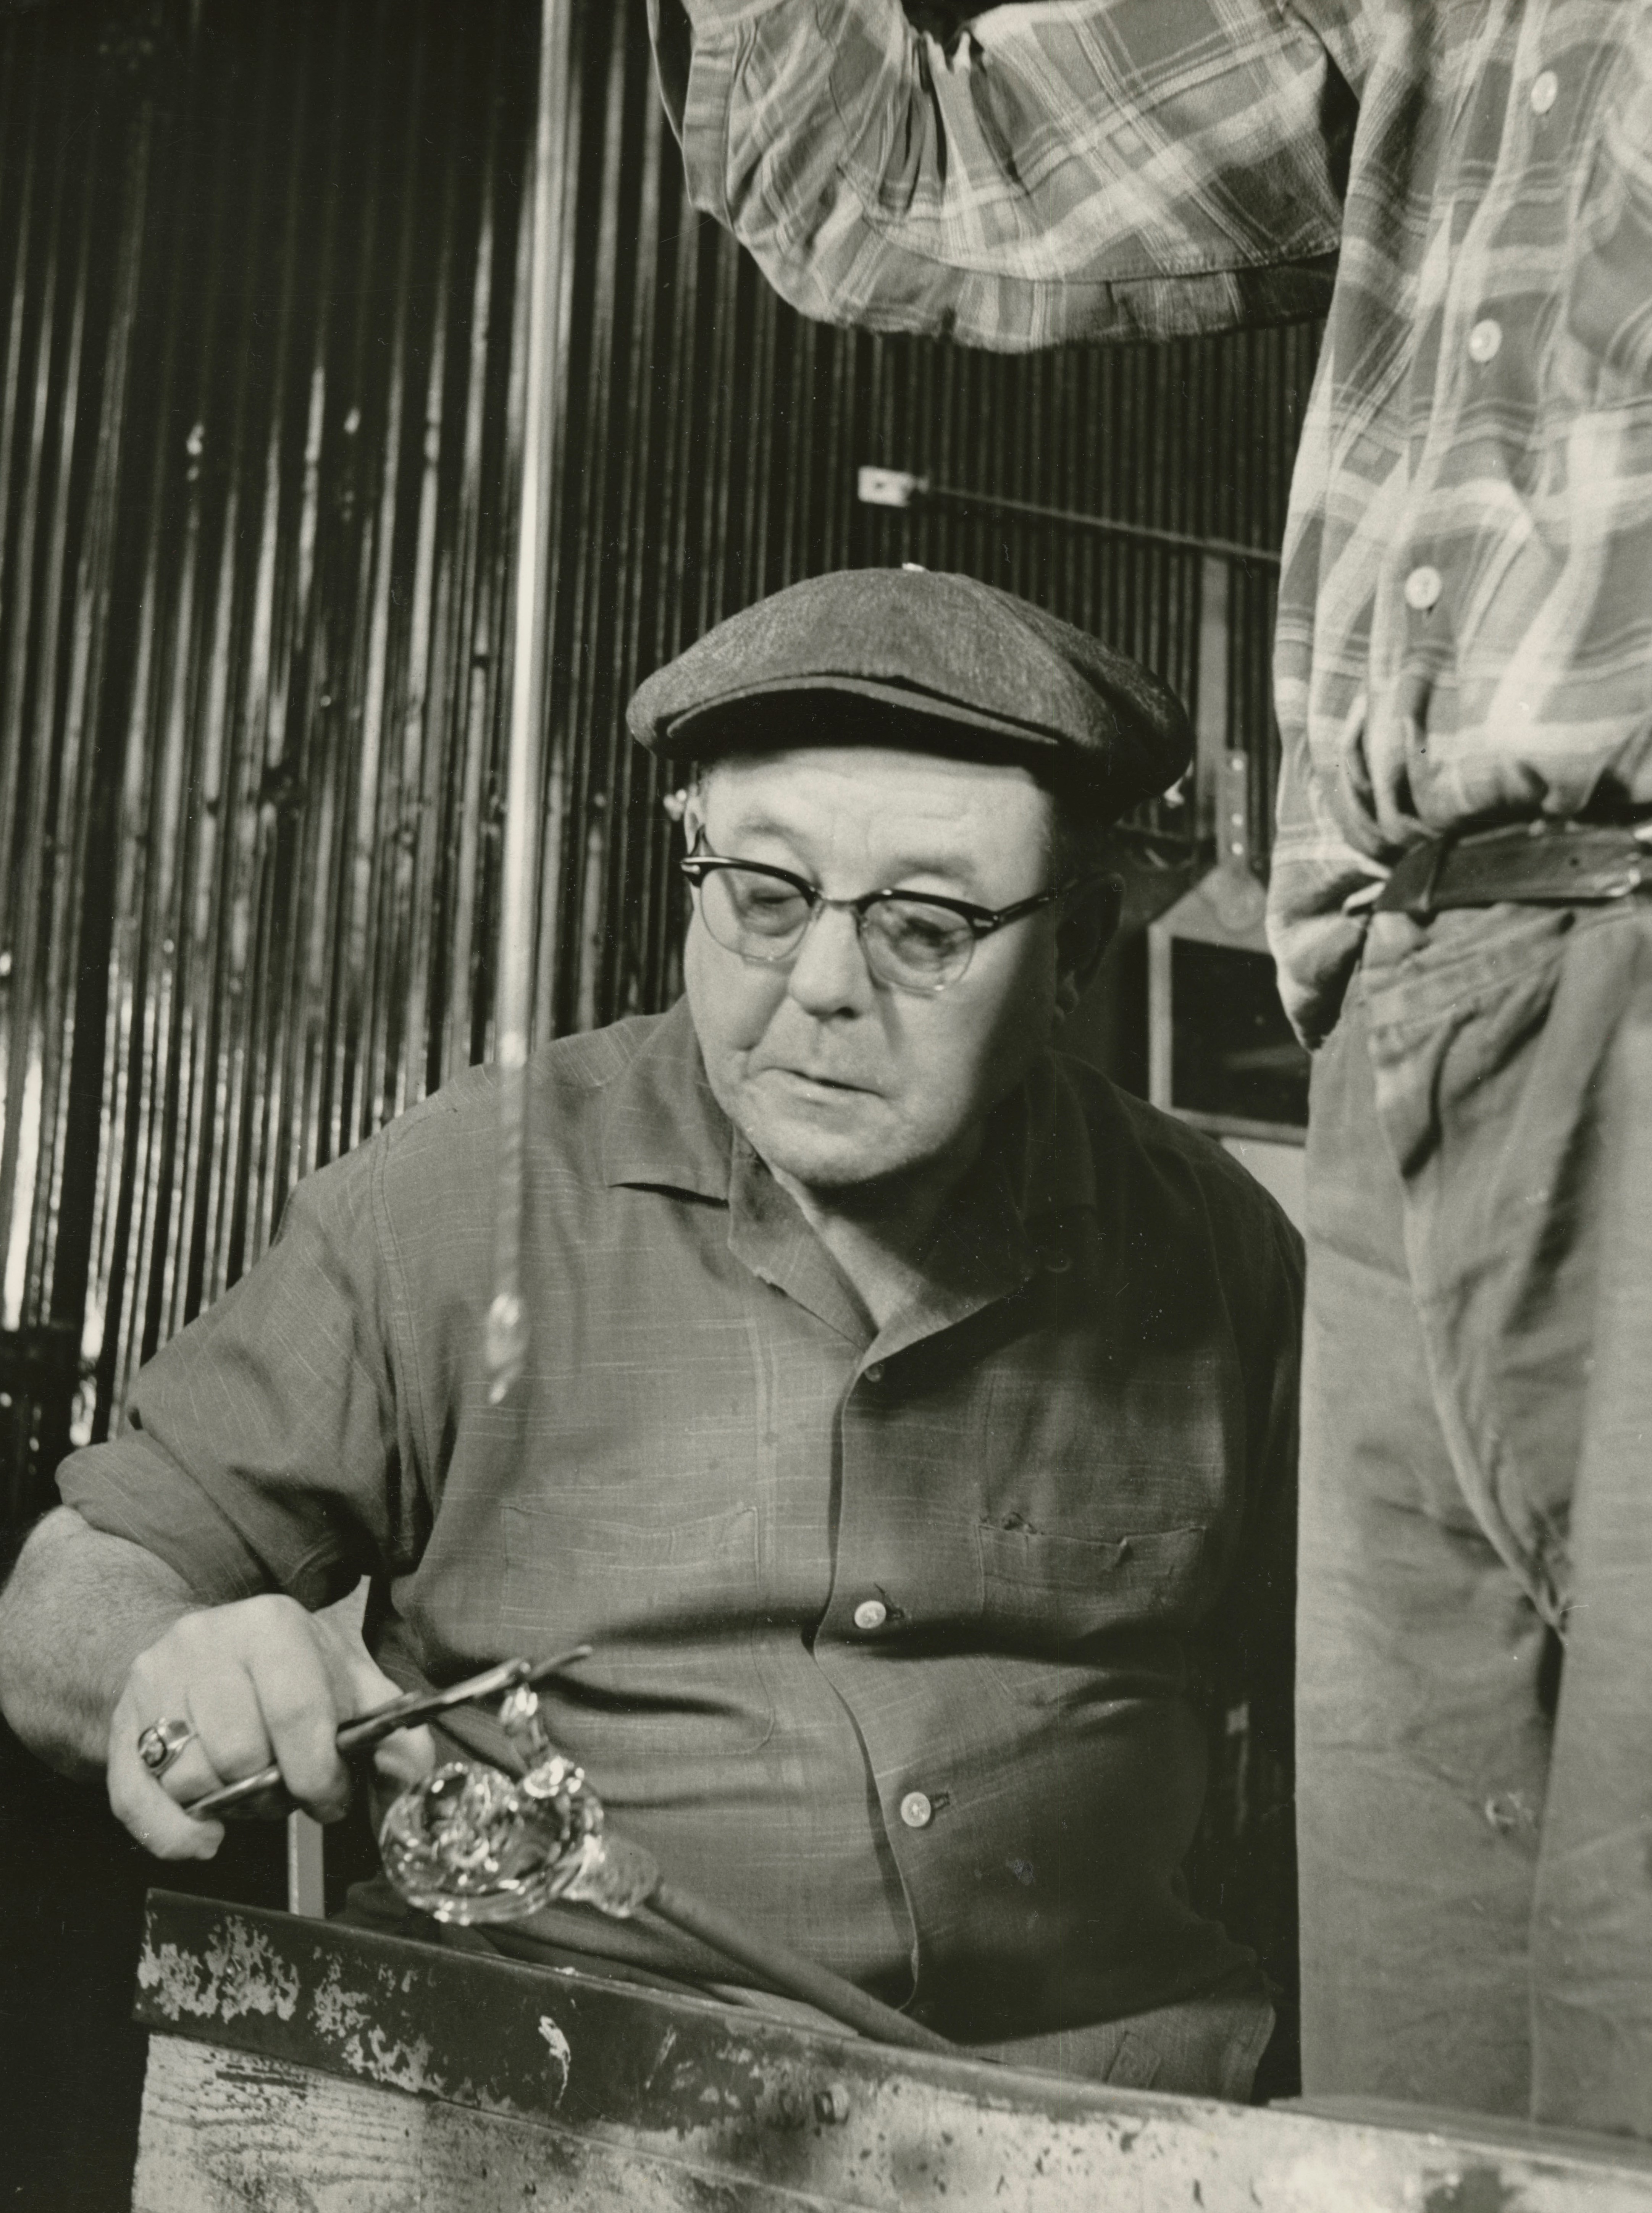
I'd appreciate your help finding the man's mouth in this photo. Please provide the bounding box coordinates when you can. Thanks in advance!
[763,1066,872,1095]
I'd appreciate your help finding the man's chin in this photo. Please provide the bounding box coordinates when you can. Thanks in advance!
[750,1128,891,1195]
[735,1092,903,1195]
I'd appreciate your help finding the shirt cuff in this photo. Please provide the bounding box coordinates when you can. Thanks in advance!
[57,1435,342,1609]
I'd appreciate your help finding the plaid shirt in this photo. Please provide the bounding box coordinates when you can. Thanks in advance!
[659,0,1652,1042]
[61,1002,1299,2040]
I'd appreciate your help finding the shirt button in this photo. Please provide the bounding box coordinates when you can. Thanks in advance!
[899,1791,933,1830]
[863,1362,884,1384]
[1403,564,1443,612]
[1467,317,1502,364]
[853,1598,888,1631]
[1530,69,1558,115]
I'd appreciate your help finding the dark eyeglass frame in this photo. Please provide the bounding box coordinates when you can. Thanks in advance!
[679,838,1076,993]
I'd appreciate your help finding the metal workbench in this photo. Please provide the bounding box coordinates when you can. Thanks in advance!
[132,1891,1652,2212]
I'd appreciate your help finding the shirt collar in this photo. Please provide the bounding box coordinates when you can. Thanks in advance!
[599,999,1101,1344]
[864,1054,1099,1364]
[1010,1046,1099,1230]
[599,997,732,1199]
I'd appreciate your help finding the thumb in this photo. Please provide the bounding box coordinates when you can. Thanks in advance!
[371,1725,438,1791]
[312,1614,438,1791]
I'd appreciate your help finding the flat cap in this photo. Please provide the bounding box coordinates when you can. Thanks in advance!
[626,569,1190,816]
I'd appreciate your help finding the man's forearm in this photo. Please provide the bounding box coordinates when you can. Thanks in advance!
[0,1507,197,1779]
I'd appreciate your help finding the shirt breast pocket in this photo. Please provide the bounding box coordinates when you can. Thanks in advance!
[976,1520,1208,1708]
[499,1501,773,1772]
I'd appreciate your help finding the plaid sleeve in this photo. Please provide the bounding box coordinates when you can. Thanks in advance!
[668,0,1348,349]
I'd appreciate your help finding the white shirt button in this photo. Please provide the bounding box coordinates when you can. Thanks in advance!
[899,1790,933,1830]
[1403,564,1443,612]
[853,1598,888,1631]
[1530,69,1558,115]
[1467,317,1502,364]
[863,1362,884,1384]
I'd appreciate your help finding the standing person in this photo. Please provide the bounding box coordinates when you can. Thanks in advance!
[646,0,1652,2133]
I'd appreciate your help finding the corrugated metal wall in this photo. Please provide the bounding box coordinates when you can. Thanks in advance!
[0,0,1319,1521]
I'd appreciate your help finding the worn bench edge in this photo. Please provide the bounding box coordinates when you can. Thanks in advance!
[134,1889,1652,2190]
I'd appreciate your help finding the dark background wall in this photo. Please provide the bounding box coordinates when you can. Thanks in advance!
[0,1,1318,2202]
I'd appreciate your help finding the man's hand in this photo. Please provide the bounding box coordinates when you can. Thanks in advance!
[901,0,978,47]
[108,1594,434,1860]
[0,1509,433,1862]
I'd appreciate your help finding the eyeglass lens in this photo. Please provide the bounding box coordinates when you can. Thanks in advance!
[697,867,975,991]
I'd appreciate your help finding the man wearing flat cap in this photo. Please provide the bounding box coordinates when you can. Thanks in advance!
[0,570,1302,2097]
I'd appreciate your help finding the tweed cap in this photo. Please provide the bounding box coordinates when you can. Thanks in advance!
[626,569,1190,814]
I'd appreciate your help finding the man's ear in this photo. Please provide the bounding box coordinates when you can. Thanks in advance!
[1054,874,1122,1018]
[677,777,707,848]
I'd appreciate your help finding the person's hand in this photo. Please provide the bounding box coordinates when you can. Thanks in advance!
[107,1595,434,1860]
[902,0,977,47]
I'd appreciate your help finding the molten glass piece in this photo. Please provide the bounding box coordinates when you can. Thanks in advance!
[378,1685,659,1926]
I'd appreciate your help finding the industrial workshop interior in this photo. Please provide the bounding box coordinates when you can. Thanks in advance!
[3,0,1650,2208]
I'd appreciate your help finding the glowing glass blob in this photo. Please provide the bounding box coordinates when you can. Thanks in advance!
[377,1685,657,1927]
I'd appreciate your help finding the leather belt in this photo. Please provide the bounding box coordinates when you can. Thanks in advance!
[1373,820,1652,921]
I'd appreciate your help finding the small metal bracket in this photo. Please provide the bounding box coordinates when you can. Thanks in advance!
[1219,751,1252,878]
[856,466,925,510]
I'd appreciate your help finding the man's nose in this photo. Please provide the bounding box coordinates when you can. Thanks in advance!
[785,903,875,1016]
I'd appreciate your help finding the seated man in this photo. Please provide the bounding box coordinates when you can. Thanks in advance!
[0,569,1301,2098]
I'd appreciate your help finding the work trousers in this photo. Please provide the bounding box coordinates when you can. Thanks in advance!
[1298,897,1652,2132]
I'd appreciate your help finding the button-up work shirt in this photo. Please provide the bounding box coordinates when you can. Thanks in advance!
[652,0,1652,1042]
[61,1001,1301,2042]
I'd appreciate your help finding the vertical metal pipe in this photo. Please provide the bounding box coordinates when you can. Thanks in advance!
[610,20,667,1013]
[777,308,809,588]
[439,49,505,1089]
[86,0,207,1429]
[486,0,570,1405]
[343,3,423,1156]
[283,0,355,1221]
[221,0,312,1293]
[15,93,95,1331]
[427,11,506,1091]
[37,71,156,1408]
[0,50,41,1089]
[390,40,458,1121]
[0,89,65,1333]
[563,6,627,1032]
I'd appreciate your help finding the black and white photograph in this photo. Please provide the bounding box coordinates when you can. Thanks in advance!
[2,1,1650,2206]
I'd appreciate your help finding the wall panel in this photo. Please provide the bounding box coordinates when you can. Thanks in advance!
[0,0,1318,1520]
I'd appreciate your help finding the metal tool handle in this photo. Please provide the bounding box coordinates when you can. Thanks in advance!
[184,1648,591,1820]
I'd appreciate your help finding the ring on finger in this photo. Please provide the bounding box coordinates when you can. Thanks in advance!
[137,1716,197,1778]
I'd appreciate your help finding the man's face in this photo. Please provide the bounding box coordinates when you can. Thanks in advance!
[683,743,1072,1199]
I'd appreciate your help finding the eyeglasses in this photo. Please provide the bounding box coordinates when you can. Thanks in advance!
[680,838,1072,996]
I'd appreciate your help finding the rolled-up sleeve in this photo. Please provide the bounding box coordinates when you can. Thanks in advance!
[58,1138,424,1611]
[656,0,1352,348]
